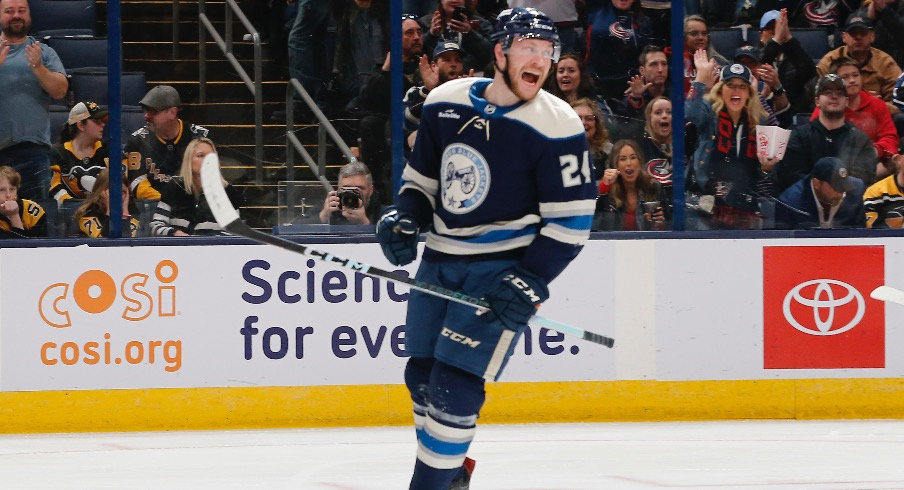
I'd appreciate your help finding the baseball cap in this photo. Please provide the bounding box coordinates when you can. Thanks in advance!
[811,157,857,193]
[844,14,872,32]
[760,10,780,30]
[67,101,108,125]
[815,73,847,94]
[433,40,463,60]
[720,63,753,85]
[734,45,761,64]
[139,85,182,110]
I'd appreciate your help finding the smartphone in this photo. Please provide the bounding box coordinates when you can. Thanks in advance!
[452,6,467,22]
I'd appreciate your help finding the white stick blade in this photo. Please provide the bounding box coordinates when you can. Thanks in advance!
[201,153,241,227]
[870,286,904,306]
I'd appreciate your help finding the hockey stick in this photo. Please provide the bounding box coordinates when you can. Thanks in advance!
[201,154,614,348]
[871,286,904,306]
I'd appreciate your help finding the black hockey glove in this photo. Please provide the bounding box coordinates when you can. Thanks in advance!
[483,267,549,331]
[376,206,419,266]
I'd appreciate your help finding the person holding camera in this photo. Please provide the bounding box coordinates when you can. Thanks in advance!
[316,162,383,225]
[418,0,494,74]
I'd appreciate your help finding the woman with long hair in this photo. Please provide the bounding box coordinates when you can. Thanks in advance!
[72,168,140,238]
[49,101,110,203]
[683,15,728,96]
[547,54,600,104]
[149,137,243,236]
[641,96,673,203]
[686,50,777,230]
[593,139,667,231]
[570,97,612,182]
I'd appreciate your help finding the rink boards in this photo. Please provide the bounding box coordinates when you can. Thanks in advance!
[1,235,903,433]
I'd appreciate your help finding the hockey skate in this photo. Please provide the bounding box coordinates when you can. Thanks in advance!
[448,457,476,490]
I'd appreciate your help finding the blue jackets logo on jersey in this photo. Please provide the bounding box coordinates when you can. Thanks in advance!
[442,144,490,213]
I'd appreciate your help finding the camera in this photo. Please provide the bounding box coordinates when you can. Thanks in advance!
[452,6,467,22]
[337,186,362,209]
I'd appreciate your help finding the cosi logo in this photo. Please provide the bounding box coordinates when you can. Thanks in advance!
[38,260,179,328]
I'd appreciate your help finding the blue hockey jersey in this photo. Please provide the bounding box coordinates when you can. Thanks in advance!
[398,77,596,283]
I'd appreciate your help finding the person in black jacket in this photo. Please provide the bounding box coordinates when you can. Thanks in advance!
[758,8,818,128]
[775,74,879,191]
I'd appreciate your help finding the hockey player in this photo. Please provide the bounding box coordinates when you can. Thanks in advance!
[376,8,595,490]
[124,85,210,200]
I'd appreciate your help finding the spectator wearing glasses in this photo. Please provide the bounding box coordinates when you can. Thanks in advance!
[124,85,210,200]
[683,14,728,97]
[775,156,866,229]
[776,74,879,191]
[49,102,110,203]
[758,8,818,126]
[817,13,902,114]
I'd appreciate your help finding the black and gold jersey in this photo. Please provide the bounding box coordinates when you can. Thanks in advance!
[78,213,140,238]
[123,120,209,200]
[0,199,47,237]
[864,175,904,229]
[49,141,109,202]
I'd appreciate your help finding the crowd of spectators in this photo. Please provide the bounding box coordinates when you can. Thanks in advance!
[3,0,904,239]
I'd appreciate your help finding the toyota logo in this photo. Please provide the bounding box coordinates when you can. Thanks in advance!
[782,279,865,336]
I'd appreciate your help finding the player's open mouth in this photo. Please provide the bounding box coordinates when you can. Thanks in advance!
[522,73,540,84]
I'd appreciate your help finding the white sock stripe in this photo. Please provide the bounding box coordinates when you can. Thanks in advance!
[427,404,478,427]
[484,329,516,380]
[424,417,477,443]
[413,412,426,430]
[416,444,467,470]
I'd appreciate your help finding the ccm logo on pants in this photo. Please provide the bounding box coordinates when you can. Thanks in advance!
[441,327,481,348]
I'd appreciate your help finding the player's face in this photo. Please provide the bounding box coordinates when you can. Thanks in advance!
[640,51,668,85]
[615,145,641,183]
[648,98,672,139]
[190,142,215,175]
[685,20,709,52]
[0,0,30,39]
[499,37,555,102]
[556,58,580,96]
[0,177,17,203]
[574,105,597,139]
[337,174,372,207]
[144,106,177,133]
[721,79,750,115]
[835,64,861,97]
[435,51,462,84]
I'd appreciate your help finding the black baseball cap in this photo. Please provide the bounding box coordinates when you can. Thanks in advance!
[811,157,857,192]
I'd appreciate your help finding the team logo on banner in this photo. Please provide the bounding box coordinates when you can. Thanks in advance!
[763,246,884,369]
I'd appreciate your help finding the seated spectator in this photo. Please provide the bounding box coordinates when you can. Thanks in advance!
[419,0,494,74]
[686,56,777,230]
[546,53,607,107]
[570,97,612,181]
[683,14,728,96]
[309,162,384,225]
[814,56,900,174]
[775,156,866,229]
[508,0,582,55]
[125,85,210,200]
[149,138,243,237]
[640,96,674,211]
[593,139,668,231]
[404,41,472,153]
[72,168,140,238]
[817,13,902,114]
[758,8,818,128]
[586,0,654,99]
[734,44,788,126]
[856,0,904,69]
[49,102,110,204]
[777,74,880,191]
[0,166,47,238]
[864,152,904,228]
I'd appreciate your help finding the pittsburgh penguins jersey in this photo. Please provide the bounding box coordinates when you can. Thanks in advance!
[78,213,140,238]
[864,174,904,229]
[399,77,596,283]
[123,120,209,200]
[49,141,109,202]
[0,199,47,238]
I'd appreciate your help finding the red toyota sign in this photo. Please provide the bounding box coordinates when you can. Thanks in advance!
[763,246,885,369]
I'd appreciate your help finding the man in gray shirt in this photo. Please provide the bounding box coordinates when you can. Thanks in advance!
[0,0,68,201]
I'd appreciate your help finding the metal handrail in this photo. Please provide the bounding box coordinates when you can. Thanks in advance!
[285,78,360,219]
[197,0,264,184]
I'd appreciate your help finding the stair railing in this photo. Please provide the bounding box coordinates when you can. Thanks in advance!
[285,79,360,219]
[197,0,264,184]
